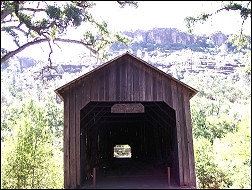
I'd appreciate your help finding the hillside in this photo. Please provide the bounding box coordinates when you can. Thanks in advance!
[1,27,251,189]
[1,28,250,80]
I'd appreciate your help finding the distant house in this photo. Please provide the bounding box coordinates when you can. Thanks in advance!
[55,51,198,188]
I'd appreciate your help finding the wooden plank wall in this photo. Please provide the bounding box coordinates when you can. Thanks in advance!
[63,54,196,188]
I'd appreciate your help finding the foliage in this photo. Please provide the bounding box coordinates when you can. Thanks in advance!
[184,1,251,74]
[1,1,138,64]
[185,68,251,188]
[1,22,251,188]
[194,138,231,189]
[1,65,65,188]
[213,111,251,189]
[185,1,251,35]
[1,99,63,189]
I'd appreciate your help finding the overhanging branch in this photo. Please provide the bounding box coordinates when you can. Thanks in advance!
[1,38,97,64]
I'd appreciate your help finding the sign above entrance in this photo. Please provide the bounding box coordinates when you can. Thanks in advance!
[111,103,144,113]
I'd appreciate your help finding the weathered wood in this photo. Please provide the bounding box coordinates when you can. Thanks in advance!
[111,103,144,113]
[177,84,189,186]
[80,126,86,186]
[86,75,91,103]
[115,59,121,101]
[139,61,145,101]
[168,167,171,186]
[183,87,196,186]
[120,58,127,101]
[152,73,157,101]
[104,67,110,100]
[76,81,81,187]
[171,80,183,185]
[157,73,162,101]
[98,70,105,101]
[55,52,198,189]
[64,87,70,188]
[91,70,99,101]
[109,61,116,101]
[133,60,140,101]
[93,168,96,187]
[145,70,151,101]
[69,84,76,188]
[127,57,133,101]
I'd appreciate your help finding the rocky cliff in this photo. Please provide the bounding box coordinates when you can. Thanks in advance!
[123,28,228,46]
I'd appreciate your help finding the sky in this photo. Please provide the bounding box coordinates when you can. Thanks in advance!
[88,1,251,35]
[2,1,251,62]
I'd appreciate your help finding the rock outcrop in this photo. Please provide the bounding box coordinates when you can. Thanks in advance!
[123,28,229,46]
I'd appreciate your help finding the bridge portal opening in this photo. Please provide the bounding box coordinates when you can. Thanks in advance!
[80,101,179,187]
[114,144,132,158]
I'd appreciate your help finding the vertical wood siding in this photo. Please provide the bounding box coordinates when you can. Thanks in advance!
[62,54,196,188]
[63,87,70,188]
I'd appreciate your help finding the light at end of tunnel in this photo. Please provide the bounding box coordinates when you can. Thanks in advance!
[113,144,132,158]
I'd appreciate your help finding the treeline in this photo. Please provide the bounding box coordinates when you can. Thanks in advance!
[182,70,251,188]
[1,48,251,188]
[1,67,67,188]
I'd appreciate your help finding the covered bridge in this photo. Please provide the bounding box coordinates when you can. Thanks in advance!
[55,52,198,189]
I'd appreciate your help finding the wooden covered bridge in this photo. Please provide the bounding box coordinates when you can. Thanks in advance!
[55,52,198,189]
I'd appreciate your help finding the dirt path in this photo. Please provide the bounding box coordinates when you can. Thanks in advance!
[81,158,180,189]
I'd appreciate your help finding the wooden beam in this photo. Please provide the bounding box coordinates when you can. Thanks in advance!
[183,87,196,187]
[145,112,170,133]
[171,80,184,185]
[85,111,110,131]
[83,107,107,129]
[80,102,100,122]
[177,85,189,186]
[154,102,175,123]
[69,85,76,188]
[64,87,70,188]
[146,105,174,129]
[76,81,81,187]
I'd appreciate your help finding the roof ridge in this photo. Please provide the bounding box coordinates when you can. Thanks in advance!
[55,51,198,100]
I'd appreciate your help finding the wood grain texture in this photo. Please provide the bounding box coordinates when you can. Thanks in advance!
[69,84,76,188]
[63,87,70,188]
[171,80,184,185]
[75,81,81,187]
[177,84,189,186]
[183,87,196,186]
[60,54,197,188]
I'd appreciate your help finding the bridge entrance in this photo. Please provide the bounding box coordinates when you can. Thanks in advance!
[80,101,179,187]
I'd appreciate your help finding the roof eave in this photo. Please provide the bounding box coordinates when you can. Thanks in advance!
[54,51,198,100]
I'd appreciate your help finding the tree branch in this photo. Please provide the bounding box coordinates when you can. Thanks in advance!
[53,38,97,54]
[20,8,46,12]
[1,38,97,64]
[1,10,12,21]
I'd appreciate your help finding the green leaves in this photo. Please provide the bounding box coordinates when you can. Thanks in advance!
[63,4,84,27]
[1,99,64,189]
[185,1,251,66]
[194,138,231,189]
[117,1,138,8]
[224,1,251,20]
[187,65,251,188]
[46,5,61,20]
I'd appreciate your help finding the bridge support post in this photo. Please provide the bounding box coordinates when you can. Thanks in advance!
[93,168,96,188]
[168,167,170,186]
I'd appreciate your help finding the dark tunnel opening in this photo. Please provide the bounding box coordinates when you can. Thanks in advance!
[80,101,179,187]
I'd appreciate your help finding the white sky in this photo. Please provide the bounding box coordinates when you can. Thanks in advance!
[2,1,251,61]
[88,1,251,35]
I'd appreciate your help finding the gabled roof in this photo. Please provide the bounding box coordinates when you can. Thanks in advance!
[55,51,198,101]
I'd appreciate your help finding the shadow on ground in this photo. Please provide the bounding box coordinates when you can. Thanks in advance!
[81,158,184,189]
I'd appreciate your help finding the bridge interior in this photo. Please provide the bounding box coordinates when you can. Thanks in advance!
[80,101,179,188]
